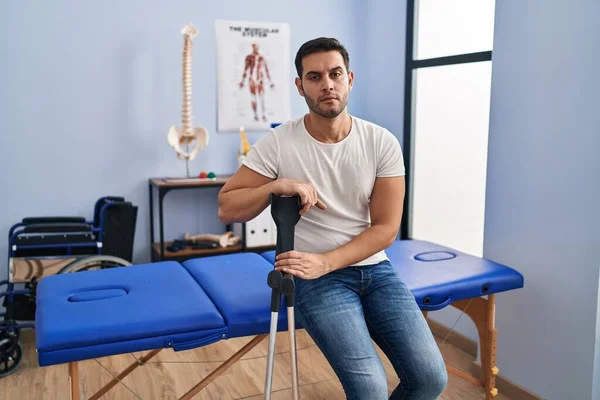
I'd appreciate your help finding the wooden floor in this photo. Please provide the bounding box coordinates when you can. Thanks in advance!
[1,328,511,399]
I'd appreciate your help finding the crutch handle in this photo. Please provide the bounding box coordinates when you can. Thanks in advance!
[270,194,301,256]
[267,270,295,311]
[267,270,282,312]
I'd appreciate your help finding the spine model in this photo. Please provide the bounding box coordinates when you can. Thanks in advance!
[181,24,194,140]
[167,23,209,176]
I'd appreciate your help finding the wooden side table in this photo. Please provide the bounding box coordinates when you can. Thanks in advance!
[148,176,241,261]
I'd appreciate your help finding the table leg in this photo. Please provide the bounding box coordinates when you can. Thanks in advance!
[159,188,166,260]
[482,294,499,399]
[451,295,499,399]
[69,362,80,400]
[149,182,154,261]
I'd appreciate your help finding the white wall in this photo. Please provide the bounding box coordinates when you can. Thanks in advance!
[484,2,600,399]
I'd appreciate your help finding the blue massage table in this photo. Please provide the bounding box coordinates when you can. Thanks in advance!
[34,238,523,400]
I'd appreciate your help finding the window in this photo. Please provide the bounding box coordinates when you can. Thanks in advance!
[415,0,496,60]
[402,0,495,257]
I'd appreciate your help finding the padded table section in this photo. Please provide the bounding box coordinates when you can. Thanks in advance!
[35,261,227,366]
[261,239,524,311]
[387,240,523,310]
[182,252,292,339]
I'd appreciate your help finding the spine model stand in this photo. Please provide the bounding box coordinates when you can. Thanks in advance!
[168,23,209,177]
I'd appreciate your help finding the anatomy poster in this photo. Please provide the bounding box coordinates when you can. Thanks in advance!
[215,20,291,132]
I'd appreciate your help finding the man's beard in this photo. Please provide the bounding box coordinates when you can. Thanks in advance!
[304,93,348,118]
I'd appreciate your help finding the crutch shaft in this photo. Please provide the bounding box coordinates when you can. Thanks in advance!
[288,306,299,400]
[264,311,279,400]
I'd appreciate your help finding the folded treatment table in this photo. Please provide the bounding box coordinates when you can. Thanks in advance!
[35,239,523,400]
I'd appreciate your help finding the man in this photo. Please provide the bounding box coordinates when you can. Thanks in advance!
[219,37,447,400]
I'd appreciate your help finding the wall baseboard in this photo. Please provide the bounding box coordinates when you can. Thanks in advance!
[471,361,545,400]
[427,319,544,400]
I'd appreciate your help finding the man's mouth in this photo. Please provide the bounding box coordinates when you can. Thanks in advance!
[320,96,337,102]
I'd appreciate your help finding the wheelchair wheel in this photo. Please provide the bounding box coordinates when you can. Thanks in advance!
[58,255,132,273]
[0,329,22,378]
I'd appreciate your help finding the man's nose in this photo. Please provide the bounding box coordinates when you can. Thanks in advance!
[321,77,334,91]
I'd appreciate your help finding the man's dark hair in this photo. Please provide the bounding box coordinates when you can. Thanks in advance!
[294,37,350,78]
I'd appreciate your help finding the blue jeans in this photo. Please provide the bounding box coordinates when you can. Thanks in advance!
[294,260,448,399]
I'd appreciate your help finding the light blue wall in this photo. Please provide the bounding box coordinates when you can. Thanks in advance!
[484,1,600,399]
[362,0,406,142]
[0,1,367,272]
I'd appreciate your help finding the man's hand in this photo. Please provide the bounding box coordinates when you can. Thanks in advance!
[274,250,333,279]
[272,178,327,214]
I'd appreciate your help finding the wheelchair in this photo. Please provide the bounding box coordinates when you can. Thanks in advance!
[0,196,138,377]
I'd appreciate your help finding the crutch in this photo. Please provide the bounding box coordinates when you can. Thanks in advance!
[264,194,301,400]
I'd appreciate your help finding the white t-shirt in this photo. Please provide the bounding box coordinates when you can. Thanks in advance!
[242,114,405,266]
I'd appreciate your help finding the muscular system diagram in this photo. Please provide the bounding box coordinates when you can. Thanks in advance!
[239,43,275,122]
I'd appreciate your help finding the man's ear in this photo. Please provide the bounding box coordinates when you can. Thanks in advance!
[348,70,354,90]
[295,77,305,97]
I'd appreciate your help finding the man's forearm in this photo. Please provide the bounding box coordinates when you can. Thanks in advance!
[218,182,275,224]
[324,224,398,270]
